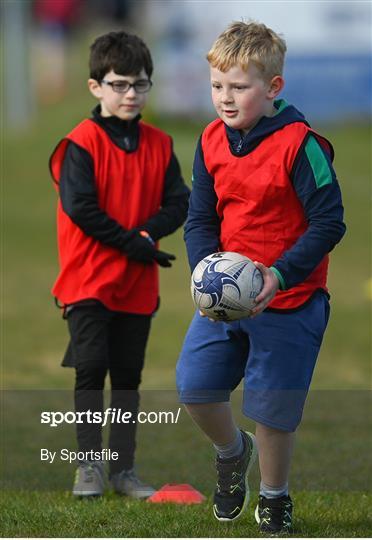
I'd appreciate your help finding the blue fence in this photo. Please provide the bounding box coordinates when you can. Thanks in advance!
[284,54,371,123]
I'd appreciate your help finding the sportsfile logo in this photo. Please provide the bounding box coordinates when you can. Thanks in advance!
[41,407,181,427]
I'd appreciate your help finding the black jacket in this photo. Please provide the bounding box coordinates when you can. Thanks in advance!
[59,105,190,249]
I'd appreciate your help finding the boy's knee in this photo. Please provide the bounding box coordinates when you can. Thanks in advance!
[75,359,107,389]
[110,369,142,390]
[255,421,296,435]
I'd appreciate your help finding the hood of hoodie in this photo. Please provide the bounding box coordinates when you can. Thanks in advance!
[225,99,310,156]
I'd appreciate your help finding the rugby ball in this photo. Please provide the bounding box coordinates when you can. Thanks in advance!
[191,252,264,321]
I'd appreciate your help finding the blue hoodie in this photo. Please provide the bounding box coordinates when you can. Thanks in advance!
[184,99,346,307]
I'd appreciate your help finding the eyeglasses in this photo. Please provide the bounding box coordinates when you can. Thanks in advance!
[101,79,153,94]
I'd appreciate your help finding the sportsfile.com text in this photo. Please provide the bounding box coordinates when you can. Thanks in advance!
[41,407,181,427]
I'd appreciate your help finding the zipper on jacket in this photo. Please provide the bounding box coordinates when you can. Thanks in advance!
[236,138,243,153]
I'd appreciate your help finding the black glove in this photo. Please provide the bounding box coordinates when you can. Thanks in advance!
[153,250,176,268]
[123,231,156,263]
[123,231,176,268]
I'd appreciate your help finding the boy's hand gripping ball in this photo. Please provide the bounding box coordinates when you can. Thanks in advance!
[191,252,264,322]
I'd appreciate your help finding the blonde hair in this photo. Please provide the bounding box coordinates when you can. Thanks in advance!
[207,21,286,81]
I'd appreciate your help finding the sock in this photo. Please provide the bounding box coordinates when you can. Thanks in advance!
[213,428,244,460]
[260,481,289,499]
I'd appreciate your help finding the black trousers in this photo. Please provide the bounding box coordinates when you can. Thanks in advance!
[65,303,152,474]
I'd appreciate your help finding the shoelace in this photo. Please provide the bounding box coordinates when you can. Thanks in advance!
[260,502,292,529]
[75,464,95,484]
[84,466,96,483]
[217,476,245,496]
[216,461,246,494]
[261,507,272,525]
[216,435,253,494]
[282,506,292,528]
[79,462,102,484]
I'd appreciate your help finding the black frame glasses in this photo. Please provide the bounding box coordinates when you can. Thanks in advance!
[101,79,153,94]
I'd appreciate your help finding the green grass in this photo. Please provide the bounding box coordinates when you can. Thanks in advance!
[2,54,371,536]
[3,116,371,391]
[2,491,371,538]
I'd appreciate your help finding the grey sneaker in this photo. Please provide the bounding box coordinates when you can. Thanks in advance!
[73,460,105,497]
[111,468,156,499]
[213,430,258,521]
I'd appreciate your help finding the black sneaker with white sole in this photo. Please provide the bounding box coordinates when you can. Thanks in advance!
[255,494,293,535]
[213,430,257,522]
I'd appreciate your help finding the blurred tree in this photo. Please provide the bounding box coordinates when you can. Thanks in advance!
[2,0,35,131]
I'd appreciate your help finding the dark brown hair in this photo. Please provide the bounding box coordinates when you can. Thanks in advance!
[89,31,153,81]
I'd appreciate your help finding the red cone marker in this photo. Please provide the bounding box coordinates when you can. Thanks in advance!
[147,483,205,504]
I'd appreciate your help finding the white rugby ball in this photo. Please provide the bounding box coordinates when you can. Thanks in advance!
[191,252,264,321]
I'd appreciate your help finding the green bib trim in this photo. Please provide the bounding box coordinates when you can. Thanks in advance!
[305,136,333,189]
[274,99,289,115]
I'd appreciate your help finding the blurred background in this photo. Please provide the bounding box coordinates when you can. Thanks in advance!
[2,0,371,395]
[1,3,371,529]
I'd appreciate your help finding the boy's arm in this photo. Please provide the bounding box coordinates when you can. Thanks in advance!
[137,148,190,241]
[184,137,220,271]
[270,135,346,290]
[59,142,175,267]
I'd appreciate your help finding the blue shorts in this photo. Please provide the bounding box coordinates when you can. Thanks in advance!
[176,291,330,432]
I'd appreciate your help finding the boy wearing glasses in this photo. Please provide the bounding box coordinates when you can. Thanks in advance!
[50,31,190,498]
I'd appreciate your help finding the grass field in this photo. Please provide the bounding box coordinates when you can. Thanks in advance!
[2,70,371,536]
[2,491,371,538]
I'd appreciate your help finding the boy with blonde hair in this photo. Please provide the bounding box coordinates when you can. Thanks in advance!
[177,21,345,534]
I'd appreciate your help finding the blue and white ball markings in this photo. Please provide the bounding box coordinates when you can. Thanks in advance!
[191,252,264,321]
